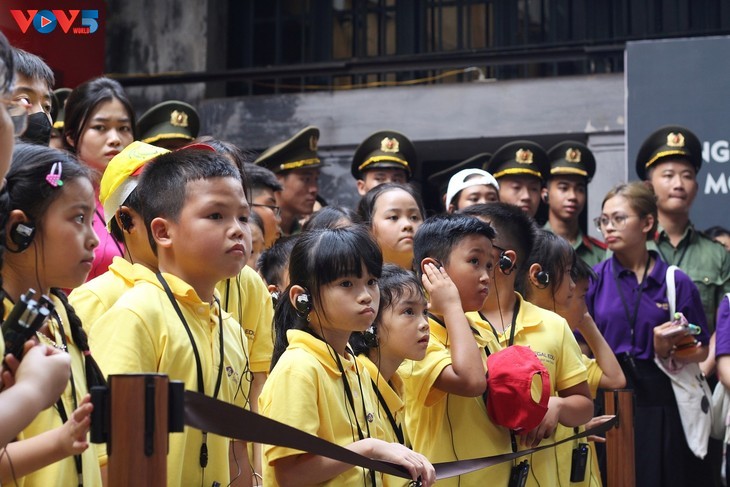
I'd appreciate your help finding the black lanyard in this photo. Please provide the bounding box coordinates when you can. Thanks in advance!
[333,352,376,487]
[370,380,405,445]
[611,256,651,352]
[51,309,83,487]
[156,273,224,470]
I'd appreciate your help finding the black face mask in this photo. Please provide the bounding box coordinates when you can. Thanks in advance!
[17,112,52,146]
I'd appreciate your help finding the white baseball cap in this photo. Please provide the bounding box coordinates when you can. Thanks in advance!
[445,168,500,208]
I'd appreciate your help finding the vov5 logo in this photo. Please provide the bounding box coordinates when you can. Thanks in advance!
[10,10,99,34]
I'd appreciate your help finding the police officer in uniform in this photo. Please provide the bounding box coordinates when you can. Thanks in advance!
[543,141,606,268]
[637,125,730,330]
[484,140,549,219]
[351,130,417,196]
[254,126,322,236]
[137,100,200,151]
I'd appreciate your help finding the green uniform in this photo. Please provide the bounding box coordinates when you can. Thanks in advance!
[543,221,607,268]
[649,223,730,330]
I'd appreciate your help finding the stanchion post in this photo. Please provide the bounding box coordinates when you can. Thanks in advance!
[604,389,635,487]
[107,374,169,487]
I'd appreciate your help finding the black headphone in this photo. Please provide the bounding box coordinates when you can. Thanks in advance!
[294,290,312,317]
[363,325,379,348]
[498,250,514,275]
[541,193,549,204]
[10,222,36,252]
[119,212,133,232]
[536,270,550,288]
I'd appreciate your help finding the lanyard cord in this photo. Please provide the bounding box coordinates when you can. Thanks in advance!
[333,352,376,487]
[156,273,224,471]
[611,256,652,352]
[370,380,405,445]
[52,309,83,487]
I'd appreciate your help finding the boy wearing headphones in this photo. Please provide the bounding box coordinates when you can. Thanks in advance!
[463,202,593,487]
[89,149,252,487]
[405,214,514,486]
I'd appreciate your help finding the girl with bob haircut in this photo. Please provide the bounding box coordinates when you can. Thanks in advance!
[261,226,435,486]
[350,264,430,451]
[357,183,425,270]
[62,77,136,281]
[0,143,106,486]
[587,181,712,487]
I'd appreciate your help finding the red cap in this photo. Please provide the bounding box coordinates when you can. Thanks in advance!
[485,345,550,432]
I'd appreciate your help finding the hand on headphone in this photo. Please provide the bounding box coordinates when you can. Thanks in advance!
[421,261,461,317]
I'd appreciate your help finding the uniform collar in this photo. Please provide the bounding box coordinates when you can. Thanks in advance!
[356,355,404,413]
[655,222,697,244]
[286,329,357,376]
[430,314,495,350]
[543,221,593,251]
[609,250,665,286]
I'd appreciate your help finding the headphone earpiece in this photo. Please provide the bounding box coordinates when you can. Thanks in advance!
[119,212,133,232]
[542,193,549,204]
[10,222,36,252]
[363,325,379,348]
[498,251,514,275]
[294,291,312,317]
[536,270,550,288]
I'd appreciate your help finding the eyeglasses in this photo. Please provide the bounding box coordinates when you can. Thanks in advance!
[593,214,638,231]
[1,97,29,136]
[251,203,281,217]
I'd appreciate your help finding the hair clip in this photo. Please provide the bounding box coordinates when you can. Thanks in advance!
[45,162,63,188]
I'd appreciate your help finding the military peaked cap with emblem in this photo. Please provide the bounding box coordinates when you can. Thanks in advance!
[351,130,417,180]
[427,153,492,196]
[254,126,322,174]
[635,125,702,180]
[137,100,200,145]
[51,87,72,130]
[485,140,549,182]
[547,141,596,182]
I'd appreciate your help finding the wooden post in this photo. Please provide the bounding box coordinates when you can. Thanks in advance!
[604,389,635,487]
[107,374,169,487]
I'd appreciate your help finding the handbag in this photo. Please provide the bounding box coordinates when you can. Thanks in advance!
[653,265,712,459]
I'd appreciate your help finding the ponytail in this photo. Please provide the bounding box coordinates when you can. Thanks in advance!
[270,287,309,371]
[51,288,107,389]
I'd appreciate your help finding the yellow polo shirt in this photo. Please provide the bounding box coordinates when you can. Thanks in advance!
[69,256,155,334]
[260,330,385,487]
[216,265,274,373]
[401,316,512,487]
[5,295,102,487]
[89,272,249,487]
[469,293,589,487]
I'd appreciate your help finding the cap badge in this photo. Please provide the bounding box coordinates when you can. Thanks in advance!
[309,135,318,151]
[516,149,533,164]
[667,132,685,148]
[565,148,581,163]
[381,137,400,153]
[170,110,189,128]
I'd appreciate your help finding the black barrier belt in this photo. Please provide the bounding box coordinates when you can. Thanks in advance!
[183,390,618,480]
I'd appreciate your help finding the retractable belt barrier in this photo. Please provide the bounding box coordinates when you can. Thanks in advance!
[91,375,619,484]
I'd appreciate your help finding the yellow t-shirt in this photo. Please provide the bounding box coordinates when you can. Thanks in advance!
[401,316,512,487]
[468,293,589,487]
[5,294,102,487]
[216,265,274,374]
[89,272,249,487]
[69,256,155,334]
[260,330,387,487]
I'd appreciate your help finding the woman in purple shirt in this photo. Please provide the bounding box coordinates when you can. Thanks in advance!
[586,182,712,487]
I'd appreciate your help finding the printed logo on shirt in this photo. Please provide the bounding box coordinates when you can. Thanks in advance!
[244,329,255,339]
[226,365,240,385]
[656,302,669,310]
[534,351,555,366]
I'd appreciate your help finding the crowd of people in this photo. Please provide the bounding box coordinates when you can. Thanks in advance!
[1,30,730,487]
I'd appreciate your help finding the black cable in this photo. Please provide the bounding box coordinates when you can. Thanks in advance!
[0,446,18,486]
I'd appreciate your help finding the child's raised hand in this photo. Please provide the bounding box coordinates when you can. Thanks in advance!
[421,262,461,317]
[55,394,93,456]
[366,438,436,487]
[13,343,71,410]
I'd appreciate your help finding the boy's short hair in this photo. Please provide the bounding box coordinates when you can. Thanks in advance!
[138,149,242,252]
[460,202,536,274]
[258,235,298,287]
[244,162,283,196]
[11,48,54,89]
[413,214,495,272]
[0,32,14,94]
[572,257,597,283]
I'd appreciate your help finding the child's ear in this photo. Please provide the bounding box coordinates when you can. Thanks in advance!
[65,134,75,149]
[288,284,307,308]
[149,217,173,249]
[419,257,442,274]
[528,263,543,288]
[446,203,457,214]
